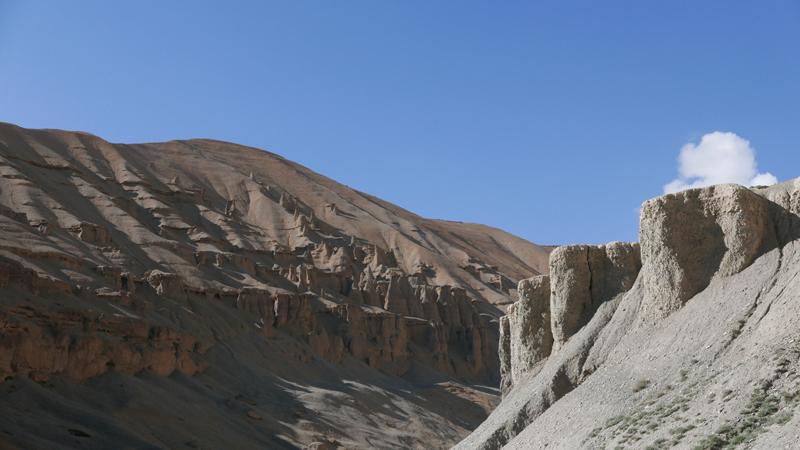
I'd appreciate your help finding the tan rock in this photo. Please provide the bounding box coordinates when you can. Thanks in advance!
[0,123,552,449]
[550,242,640,350]
[70,222,112,245]
[638,184,772,322]
[500,275,552,394]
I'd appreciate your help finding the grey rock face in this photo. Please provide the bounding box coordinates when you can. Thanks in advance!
[498,315,512,394]
[499,242,640,394]
[638,184,773,323]
[753,178,800,244]
[499,275,552,394]
[588,242,642,303]
[755,177,800,216]
[548,246,591,351]
[550,242,641,350]
[459,180,800,450]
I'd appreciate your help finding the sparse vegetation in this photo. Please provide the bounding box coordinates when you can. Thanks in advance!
[644,437,670,450]
[592,380,704,448]
[605,415,625,427]
[721,389,735,402]
[633,379,651,393]
[691,382,800,449]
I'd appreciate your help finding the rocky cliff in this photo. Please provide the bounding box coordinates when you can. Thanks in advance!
[0,123,551,449]
[458,179,800,449]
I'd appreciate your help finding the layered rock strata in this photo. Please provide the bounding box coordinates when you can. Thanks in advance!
[0,123,552,449]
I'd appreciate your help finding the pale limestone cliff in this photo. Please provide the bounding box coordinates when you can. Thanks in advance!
[498,242,640,394]
[458,179,800,449]
[499,275,551,394]
[638,184,773,324]
[550,242,641,351]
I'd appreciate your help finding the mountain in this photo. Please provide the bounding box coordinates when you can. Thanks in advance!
[458,179,800,449]
[0,123,550,449]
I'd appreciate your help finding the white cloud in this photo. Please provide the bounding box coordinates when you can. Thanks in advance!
[750,172,779,186]
[663,131,778,194]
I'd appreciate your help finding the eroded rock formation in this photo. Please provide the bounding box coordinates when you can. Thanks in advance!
[499,275,551,394]
[550,242,641,350]
[638,184,773,323]
[499,242,640,393]
[0,123,551,449]
[459,179,800,449]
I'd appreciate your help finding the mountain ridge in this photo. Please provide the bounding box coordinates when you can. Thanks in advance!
[0,122,549,449]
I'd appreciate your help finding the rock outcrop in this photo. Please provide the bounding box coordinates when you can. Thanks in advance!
[550,242,641,350]
[638,184,773,323]
[499,242,640,394]
[458,179,800,450]
[499,275,551,394]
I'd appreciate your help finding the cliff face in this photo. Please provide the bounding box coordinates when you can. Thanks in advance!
[0,123,550,449]
[459,179,800,449]
[498,242,640,395]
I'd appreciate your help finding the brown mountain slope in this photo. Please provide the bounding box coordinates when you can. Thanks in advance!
[0,123,549,449]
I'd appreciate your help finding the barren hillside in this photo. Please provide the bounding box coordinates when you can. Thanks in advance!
[0,123,550,449]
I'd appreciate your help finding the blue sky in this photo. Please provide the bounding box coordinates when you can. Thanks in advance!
[1,1,798,245]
